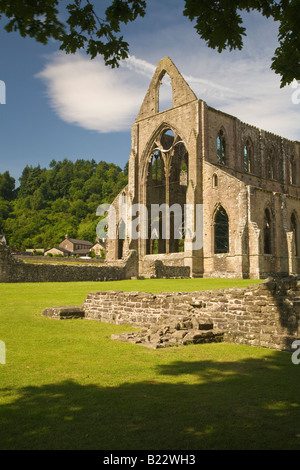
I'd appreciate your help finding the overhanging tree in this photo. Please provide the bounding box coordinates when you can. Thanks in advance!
[0,0,299,86]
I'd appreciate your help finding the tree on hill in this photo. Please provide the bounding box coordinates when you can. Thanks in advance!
[0,171,15,201]
[1,159,128,250]
[0,0,299,86]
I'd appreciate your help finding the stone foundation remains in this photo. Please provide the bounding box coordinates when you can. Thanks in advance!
[42,276,300,351]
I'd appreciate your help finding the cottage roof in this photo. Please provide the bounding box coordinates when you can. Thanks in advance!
[67,238,93,246]
[45,246,69,253]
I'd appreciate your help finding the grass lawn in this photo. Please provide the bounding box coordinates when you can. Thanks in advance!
[1,278,300,450]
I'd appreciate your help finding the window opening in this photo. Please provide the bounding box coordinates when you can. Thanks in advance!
[290,156,297,185]
[244,140,253,173]
[159,73,172,112]
[291,213,298,256]
[212,174,218,188]
[214,206,229,254]
[264,209,272,254]
[161,129,175,150]
[217,130,226,165]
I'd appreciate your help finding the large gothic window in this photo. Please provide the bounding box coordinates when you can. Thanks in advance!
[217,130,226,165]
[264,209,272,254]
[146,128,188,255]
[214,206,229,254]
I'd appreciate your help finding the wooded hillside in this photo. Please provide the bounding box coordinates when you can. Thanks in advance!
[0,158,128,250]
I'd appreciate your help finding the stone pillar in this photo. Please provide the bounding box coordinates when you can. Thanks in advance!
[287,231,297,275]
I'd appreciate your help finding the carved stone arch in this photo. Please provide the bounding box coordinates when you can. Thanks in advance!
[212,203,230,254]
[156,69,173,112]
[266,144,277,180]
[216,126,228,165]
[263,201,274,219]
[117,218,126,260]
[263,204,274,255]
[243,136,254,173]
[136,57,197,121]
[140,122,188,185]
[212,173,218,188]
[212,202,230,224]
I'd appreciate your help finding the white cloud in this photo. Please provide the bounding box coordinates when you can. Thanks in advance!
[37,46,300,141]
[37,53,147,133]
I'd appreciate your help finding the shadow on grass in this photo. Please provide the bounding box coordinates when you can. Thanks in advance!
[1,351,300,450]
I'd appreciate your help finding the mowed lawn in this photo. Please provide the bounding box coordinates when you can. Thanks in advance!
[1,278,300,450]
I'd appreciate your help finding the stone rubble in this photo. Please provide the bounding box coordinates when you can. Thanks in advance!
[110,316,224,349]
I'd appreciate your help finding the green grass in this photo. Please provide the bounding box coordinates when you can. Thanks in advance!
[1,278,300,450]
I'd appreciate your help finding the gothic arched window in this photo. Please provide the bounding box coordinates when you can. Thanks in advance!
[217,130,226,165]
[214,206,229,254]
[264,209,272,254]
[243,139,253,173]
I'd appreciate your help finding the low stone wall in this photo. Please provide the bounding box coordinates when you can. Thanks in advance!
[154,260,190,278]
[0,243,138,282]
[82,277,300,351]
[140,254,191,279]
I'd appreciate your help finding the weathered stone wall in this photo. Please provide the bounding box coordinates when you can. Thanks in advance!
[106,57,300,281]
[0,243,138,283]
[83,277,300,351]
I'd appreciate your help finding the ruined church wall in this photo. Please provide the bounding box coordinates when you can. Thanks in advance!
[203,162,249,278]
[206,105,300,193]
[0,244,138,283]
[134,98,202,276]
[203,105,300,279]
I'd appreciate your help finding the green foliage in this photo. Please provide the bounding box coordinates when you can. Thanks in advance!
[0,159,128,250]
[0,0,298,85]
[0,0,146,68]
[183,0,300,87]
[0,171,15,201]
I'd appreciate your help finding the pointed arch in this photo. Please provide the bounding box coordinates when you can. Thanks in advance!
[243,138,254,173]
[142,123,189,255]
[140,122,187,184]
[158,70,173,112]
[266,146,277,180]
[264,207,272,254]
[136,57,197,120]
[213,204,229,254]
[117,219,126,259]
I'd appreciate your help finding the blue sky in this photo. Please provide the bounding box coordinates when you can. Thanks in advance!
[0,0,299,185]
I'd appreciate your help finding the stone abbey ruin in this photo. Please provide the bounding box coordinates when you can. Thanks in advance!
[2,57,300,352]
[106,57,300,281]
